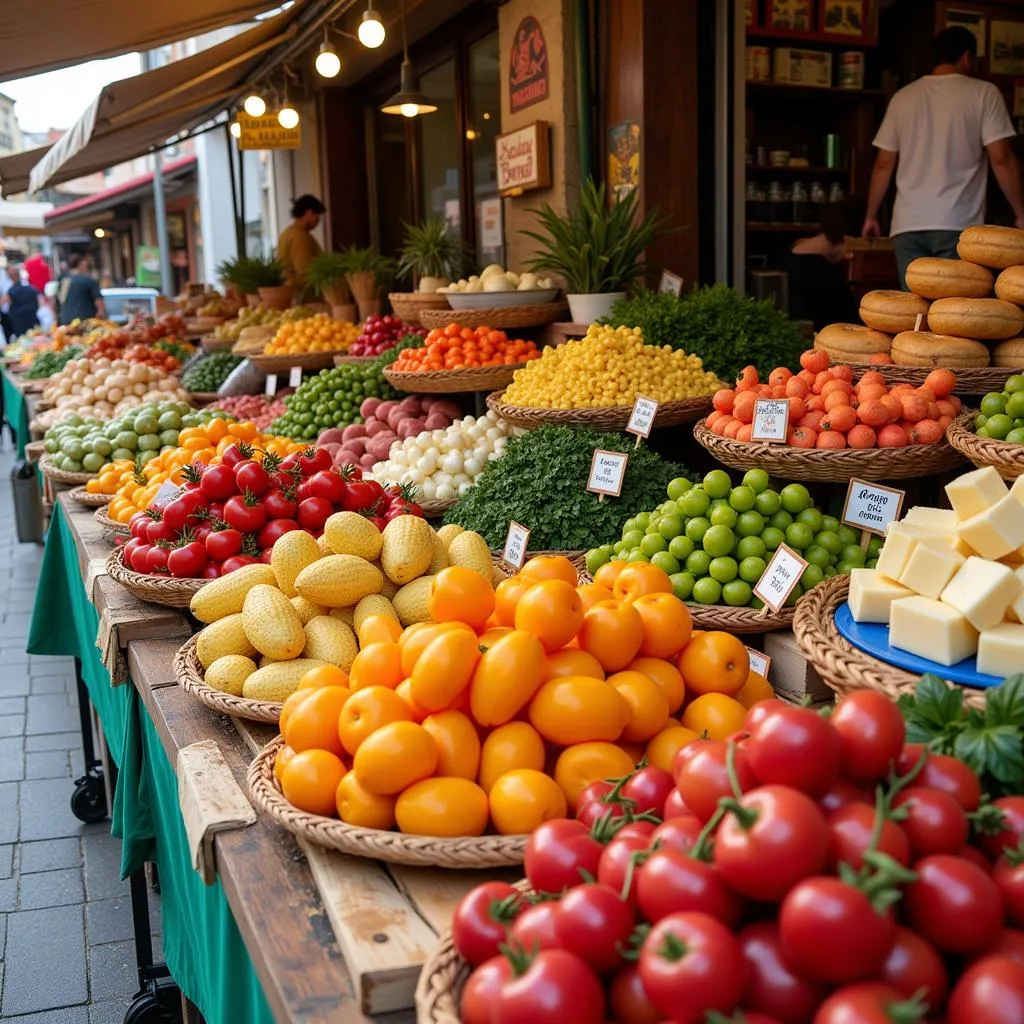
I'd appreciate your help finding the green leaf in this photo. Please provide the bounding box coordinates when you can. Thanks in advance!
[953,725,1024,785]
[985,674,1024,728]
[897,674,964,745]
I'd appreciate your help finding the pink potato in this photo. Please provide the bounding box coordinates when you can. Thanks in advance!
[359,452,377,469]
[344,437,367,455]
[317,428,345,446]
[398,396,423,414]
[366,436,395,462]
[365,420,391,437]
[360,397,382,418]
[396,418,426,439]
[342,423,368,441]
[319,442,342,459]
[424,413,451,430]
[375,400,397,421]
[334,451,356,469]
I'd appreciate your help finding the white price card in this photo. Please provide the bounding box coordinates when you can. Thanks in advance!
[264,374,278,397]
[750,398,791,444]
[659,270,683,297]
[587,449,629,498]
[151,482,183,509]
[289,366,302,388]
[502,521,531,570]
[746,647,772,678]
[841,478,906,537]
[753,542,809,613]
[626,395,660,441]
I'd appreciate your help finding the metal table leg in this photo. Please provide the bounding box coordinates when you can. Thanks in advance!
[70,656,107,822]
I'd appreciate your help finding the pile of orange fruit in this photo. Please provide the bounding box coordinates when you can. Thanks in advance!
[272,557,775,838]
[264,314,360,355]
[390,324,542,372]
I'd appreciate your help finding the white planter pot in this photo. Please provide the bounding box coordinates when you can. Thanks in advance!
[566,292,626,325]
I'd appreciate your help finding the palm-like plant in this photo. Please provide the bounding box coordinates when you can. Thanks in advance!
[306,251,352,305]
[396,218,467,285]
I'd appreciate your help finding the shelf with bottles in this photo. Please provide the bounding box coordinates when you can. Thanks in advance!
[746,81,884,103]
[746,165,849,176]
[746,26,879,47]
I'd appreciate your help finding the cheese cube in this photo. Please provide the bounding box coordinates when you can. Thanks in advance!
[1010,566,1024,623]
[898,542,965,600]
[946,467,1008,521]
[978,623,1024,678]
[848,568,915,623]
[940,556,1022,631]
[890,596,978,666]
[1010,476,1024,509]
[957,495,1024,560]
[902,506,960,532]
[876,523,955,582]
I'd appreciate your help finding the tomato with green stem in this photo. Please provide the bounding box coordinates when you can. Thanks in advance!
[744,704,841,797]
[675,740,758,823]
[892,786,969,858]
[490,948,604,1024]
[813,983,928,1024]
[878,926,949,1006]
[452,881,523,966]
[554,883,635,973]
[737,920,826,1024]
[636,848,744,927]
[509,901,562,954]
[831,690,906,786]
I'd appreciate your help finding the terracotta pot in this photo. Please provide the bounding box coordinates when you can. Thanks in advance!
[258,285,294,311]
[332,303,358,323]
[245,293,261,309]
[357,299,382,321]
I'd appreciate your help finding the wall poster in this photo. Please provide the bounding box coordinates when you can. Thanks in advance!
[509,17,549,113]
[608,120,641,202]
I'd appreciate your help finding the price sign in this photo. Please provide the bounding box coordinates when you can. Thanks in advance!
[587,449,629,499]
[289,366,303,388]
[750,398,791,443]
[502,521,531,570]
[753,543,809,613]
[264,374,278,397]
[151,482,183,509]
[746,647,772,678]
[659,270,683,297]
[842,478,906,538]
[626,395,660,443]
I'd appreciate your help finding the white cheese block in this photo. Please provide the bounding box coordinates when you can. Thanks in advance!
[876,523,958,582]
[1010,566,1024,623]
[946,466,1009,522]
[977,622,1024,678]
[902,506,960,532]
[890,596,979,666]
[898,541,966,600]
[941,555,1022,631]
[957,494,1024,560]
[1010,476,1024,509]
[848,568,915,624]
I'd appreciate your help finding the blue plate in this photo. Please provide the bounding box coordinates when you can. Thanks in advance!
[834,603,1001,689]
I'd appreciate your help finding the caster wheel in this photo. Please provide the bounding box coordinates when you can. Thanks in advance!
[70,773,107,823]
[124,978,180,1024]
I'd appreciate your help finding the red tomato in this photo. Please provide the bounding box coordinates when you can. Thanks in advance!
[608,963,662,1024]
[813,983,914,1024]
[714,785,829,903]
[649,816,704,857]
[662,789,692,819]
[167,541,207,579]
[554,883,635,973]
[745,705,841,797]
[897,747,982,812]
[818,780,874,815]
[636,849,743,927]
[299,447,333,476]
[307,470,347,505]
[877,925,949,1006]
[826,802,911,872]
[994,854,1024,927]
[597,834,648,908]
[524,820,604,895]
[199,562,222,579]
[205,528,243,561]
[491,949,604,1024]
[576,779,615,812]
[452,882,523,966]
[258,518,300,549]
[145,546,169,574]
[297,496,333,533]
[892,786,969,858]
[221,554,258,573]
[831,690,905,785]
[946,955,1024,1024]
[262,488,298,520]
[129,513,151,540]
[461,955,513,1024]
[675,740,758,823]
[960,843,992,872]
[130,543,153,573]
[223,494,267,533]
[978,796,1024,861]
[342,480,382,513]
[738,920,825,1024]
[232,460,270,496]
[199,464,237,501]
[983,928,1024,967]
[146,519,174,546]
[509,901,562,954]
[621,766,675,817]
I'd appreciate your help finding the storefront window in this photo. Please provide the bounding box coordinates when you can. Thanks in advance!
[418,59,461,230]
[467,32,501,266]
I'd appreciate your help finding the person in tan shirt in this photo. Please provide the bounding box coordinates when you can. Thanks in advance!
[277,194,326,298]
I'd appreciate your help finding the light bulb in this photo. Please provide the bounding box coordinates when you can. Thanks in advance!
[315,42,341,78]
[93,228,105,238]
[358,9,386,48]
[229,121,241,139]
[278,105,300,130]
[243,93,266,117]
[400,102,419,118]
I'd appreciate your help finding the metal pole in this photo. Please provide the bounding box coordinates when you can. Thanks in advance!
[239,149,247,254]
[151,149,174,295]
[224,122,244,254]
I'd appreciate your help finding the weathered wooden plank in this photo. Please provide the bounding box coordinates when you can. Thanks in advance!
[390,865,520,938]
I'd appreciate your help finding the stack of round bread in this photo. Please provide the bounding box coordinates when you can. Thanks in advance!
[813,322,894,362]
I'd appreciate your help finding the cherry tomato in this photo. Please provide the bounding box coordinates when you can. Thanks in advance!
[492,948,604,1024]
[818,780,874,815]
[831,690,905,786]
[199,562,222,579]
[638,912,745,1024]
[675,740,758,823]
[892,786,969,858]
[221,554,259,573]
[608,963,662,1024]
[205,528,243,562]
[993,853,1024,927]
[897,747,982,812]
[982,928,1024,967]
[877,925,948,1006]
[525,820,604,895]
[978,796,1024,861]
[130,542,153,572]
[904,853,1004,954]
[461,955,514,1024]
[577,795,632,830]
[960,842,992,872]
[662,788,692,819]
[947,955,1024,1024]
[598,834,648,907]
[297,496,333,533]
[145,545,169,574]
[745,705,841,797]
[636,849,743,927]
[307,470,347,505]
[738,920,825,1024]
[223,494,266,533]
[554,883,635,973]
[452,882,523,966]
[813,983,915,1024]
[576,779,615,811]
[258,518,300,549]
[509,901,562,954]
[167,541,207,579]
[649,816,704,856]
[621,766,675,816]
[714,785,829,902]
[199,464,238,501]
[262,488,297,520]
[826,802,911,872]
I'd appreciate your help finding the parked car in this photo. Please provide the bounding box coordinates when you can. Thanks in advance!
[101,287,159,324]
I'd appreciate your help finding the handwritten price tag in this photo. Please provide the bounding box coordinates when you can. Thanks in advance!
[151,482,184,509]
[746,647,772,678]
[587,449,629,499]
[753,543,809,613]
[502,521,531,570]
[659,270,684,297]
[842,478,906,538]
[264,374,278,397]
[289,366,302,388]
[750,398,791,444]
[626,395,660,442]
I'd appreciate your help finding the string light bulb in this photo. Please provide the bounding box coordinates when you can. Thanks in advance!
[358,3,386,48]
[315,40,342,78]
[243,93,266,117]
[278,105,300,130]
[229,121,241,138]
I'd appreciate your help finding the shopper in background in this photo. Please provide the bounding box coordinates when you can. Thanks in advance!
[0,266,42,339]
[277,194,325,298]
[862,26,1024,289]
[23,252,50,293]
[59,253,106,324]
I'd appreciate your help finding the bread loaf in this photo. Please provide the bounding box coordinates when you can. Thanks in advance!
[957,225,1024,270]
[891,331,990,368]
[859,291,930,334]
[991,337,1024,369]
[813,323,892,362]
[995,266,1024,306]
[904,258,993,299]
[926,297,1024,341]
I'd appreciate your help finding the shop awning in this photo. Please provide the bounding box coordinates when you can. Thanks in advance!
[0,200,56,236]
[25,7,303,195]
[0,147,53,200]
[0,0,288,80]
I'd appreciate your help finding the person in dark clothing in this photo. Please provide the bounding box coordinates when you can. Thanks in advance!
[772,201,864,332]
[0,267,41,340]
[59,253,106,325]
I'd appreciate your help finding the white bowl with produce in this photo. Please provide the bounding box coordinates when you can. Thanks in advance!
[447,289,559,310]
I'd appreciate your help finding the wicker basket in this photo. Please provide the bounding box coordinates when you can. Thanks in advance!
[68,486,111,507]
[836,363,1024,392]
[385,364,526,394]
[793,575,985,712]
[420,498,456,519]
[105,547,207,608]
[94,506,130,535]
[248,351,348,374]
[187,391,220,405]
[491,550,586,580]
[417,303,568,332]
[946,409,1024,480]
[248,735,527,868]
[22,379,48,393]
[173,636,282,724]
[333,354,377,367]
[488,390,716,431]
[388,292,451,326]
[39,456,95,485]
[201,335,236,354]
[692,420,966,482]
[24,440,46,462]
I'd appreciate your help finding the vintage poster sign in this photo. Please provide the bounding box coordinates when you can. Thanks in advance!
[608,120,640,201]
[237,113,301,151]
[496,122,552,196]
[509,16,549,113]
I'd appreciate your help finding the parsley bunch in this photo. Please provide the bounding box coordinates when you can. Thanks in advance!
[443,425,688,550]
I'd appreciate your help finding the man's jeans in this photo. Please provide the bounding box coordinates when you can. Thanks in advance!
[892,230,961,291]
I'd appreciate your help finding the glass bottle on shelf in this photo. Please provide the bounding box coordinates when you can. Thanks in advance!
[792,181,808,226]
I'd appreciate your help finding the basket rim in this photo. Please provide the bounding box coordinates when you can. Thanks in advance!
[38,455,96,484]
[173,636,282,723]
[486,389,716,430]
[946,408,1024,478]
[248,350,348,372]
[384,364,526,394]
[247,735,527,868]
[68,485,112,507]
[93,505,130,534]
[105,546,207,608]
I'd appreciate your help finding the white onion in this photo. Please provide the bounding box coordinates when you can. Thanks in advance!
[416,454,437,474]
[434,472,452,487]
[463,457,482,477]
[457,482,473,497]
[440,452,463,474]
[435,483,457,500]
[421,478,438,499]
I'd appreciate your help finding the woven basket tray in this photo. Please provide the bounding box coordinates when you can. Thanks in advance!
[946,409,1024,480]
[418,302,568,331]
[836,363,1024,392]
[248,735,527,868]
[105,547,207,609]
[487,390,715,431]
[94,506,130,535]
[692,419,966,482]
[24,440,45,462]
[39,455,95,485]
[793,575,985,712]
[201,336,236,354]
[491,550,586,580]
[68,486,111,507]
[385,364,526,394]
[173,636,282,724]
[420,498,456,519]
[388,292,451,325]
[186,391,220,405]
[249,351,348,374]
[333,354,378,367]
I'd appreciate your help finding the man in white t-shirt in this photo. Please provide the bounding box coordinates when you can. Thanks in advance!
[862,26,1024,289]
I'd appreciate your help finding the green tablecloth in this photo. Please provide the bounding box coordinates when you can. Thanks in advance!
[2,368,30,459]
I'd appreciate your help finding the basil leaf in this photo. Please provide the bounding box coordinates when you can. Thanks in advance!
[985,674,1024,728]
[898,674,964,743]
[954,725,1024,786]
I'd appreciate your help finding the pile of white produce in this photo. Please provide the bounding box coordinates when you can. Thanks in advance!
[440,264,557,294]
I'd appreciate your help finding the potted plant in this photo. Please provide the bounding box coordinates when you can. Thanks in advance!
[307,251,356,321]
[343,246,395,321]
[522,179,663,324]
[215,256,247,305]
[388,218,465,323]
[248,254,292,311]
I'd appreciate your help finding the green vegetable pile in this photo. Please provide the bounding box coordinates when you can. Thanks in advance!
[602,285,805,384]
[26,345,84,379]
[443,425,688,550]
[898,674,1024,797]
[182,351,243,393]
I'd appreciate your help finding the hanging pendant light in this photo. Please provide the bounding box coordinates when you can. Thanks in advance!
[358,1,386,48]
[381,0,436,117]
[243,92,266,117]
[278,103,300,130]
[315,25,342,79]
[229,120,241,139]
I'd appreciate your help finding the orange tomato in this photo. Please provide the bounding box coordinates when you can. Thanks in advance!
[409,628,482,713]
[429,566,496,631]
[478,722,546,793]
[612,563,674,603]
[349,642,403,691]
[681,692,747,741]
[395,678,430,722]
[494,576,531,627]
[335,772,396,829]
[543,648,605,682]
[632,593,693,659]
[479,625,513,649]
[514,579,583,652]
[394,778,489,837]
[279,689,313,735]
[627,657,685,714]
[677,631,749,697]
[399,621,474,677]
[529,676,630,745]
[298,664,351,690]
[645,725,700,772]
[283,686,351,757]
[577,582,614,613]
[594,561,627,590]
[353,721,439,795]
[280,749,346,816]
[553,742,636,807]
[337,686,413,756]
[357,614,402,647]
[519,554,578,588]
[469,630,546,727]
[273,743,296,784]
[607,671,671,742]
[577,600,644,672]
[488,769,568,835]
[422,710,482,780]
[735,669,775,708]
